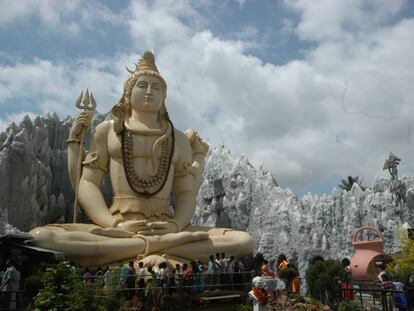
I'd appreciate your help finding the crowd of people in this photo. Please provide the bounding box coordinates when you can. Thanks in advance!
[375,264,409,311]
[76,252,305,310]
[341,258,409,311]
[0,252,258,311]
[259,255,301,294]
[80,252,254,310]
[4,252,409,310]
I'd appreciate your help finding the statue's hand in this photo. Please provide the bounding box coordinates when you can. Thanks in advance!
[116,220,148,233]
[88,220,148,238]
[137,221,178,235]
[88,227,134,238]
[69,111,93,140]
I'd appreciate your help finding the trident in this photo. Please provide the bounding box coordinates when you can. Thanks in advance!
[73,89,96,223]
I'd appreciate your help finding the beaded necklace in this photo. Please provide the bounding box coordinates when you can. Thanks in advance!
[121,120,175,196]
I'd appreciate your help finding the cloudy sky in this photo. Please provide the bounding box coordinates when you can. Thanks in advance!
[1,0,414,195]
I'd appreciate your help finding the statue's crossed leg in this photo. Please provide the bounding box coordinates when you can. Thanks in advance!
[30,225,253,266]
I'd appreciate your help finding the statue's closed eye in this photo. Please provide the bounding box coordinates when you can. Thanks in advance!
[136,81,148,88]
[152,83,161,90]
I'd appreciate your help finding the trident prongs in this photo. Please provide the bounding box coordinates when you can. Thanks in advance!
[75,91,83,109]
[90,92,97,110]
[83,89,90,107]
[75,89,96,112]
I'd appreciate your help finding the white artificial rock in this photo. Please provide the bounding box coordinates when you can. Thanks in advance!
[194,145,414,283]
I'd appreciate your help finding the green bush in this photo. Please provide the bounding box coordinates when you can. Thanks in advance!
[306,259,349,306]
[33,262,120,311]
[279,267,299,290]
[338,300,360,311]
[23,273,42,308]
[236,303,253,311]
[387,235,414,285]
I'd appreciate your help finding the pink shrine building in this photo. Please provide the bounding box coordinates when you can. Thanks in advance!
[350,226,393,280]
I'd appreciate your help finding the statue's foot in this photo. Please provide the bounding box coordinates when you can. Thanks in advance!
[137,254,167,268]
[136,254,191,271]
[130,231,209,269]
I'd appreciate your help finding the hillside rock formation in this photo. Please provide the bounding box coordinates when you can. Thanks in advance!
[194,146,413,275]
[0,113,72,232]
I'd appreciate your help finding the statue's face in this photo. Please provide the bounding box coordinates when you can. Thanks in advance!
[130,75,164,113]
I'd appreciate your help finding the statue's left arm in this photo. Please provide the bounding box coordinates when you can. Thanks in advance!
[172,129,209,231]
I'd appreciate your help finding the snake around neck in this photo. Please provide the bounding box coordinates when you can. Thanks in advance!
[121,120,175,197]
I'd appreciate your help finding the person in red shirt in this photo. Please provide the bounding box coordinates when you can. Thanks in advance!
[260,259,275,278]
[182,263,192,294]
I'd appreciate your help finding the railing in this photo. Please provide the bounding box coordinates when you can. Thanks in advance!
[342,286,413,311]
[0,290,25,311]
[0,271,256,310]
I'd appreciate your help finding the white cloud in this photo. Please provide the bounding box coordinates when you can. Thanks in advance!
[235,0,247,8]
[0,0,122,34]
[128,0,207,50]
[283,0,407,41]
[0,0,37,24]
[0,54,138,118]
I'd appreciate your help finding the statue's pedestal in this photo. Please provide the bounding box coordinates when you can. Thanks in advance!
[248,290,267,311]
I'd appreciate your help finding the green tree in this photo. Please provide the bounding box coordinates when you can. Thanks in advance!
[278,266,298,291]
[306,259,349,307]
[338,176,366,192]
[33,262,119,311]
[338,300,360,311]
[387,235,414,285]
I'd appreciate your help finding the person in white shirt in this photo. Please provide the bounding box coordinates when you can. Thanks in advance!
[228,255,235,287]
[103,266,113,290]
[207,255,216,289]
[215,253,222,287]
[0,259,20,310]
[174,264,182,289]
[215,253,222,272]
[221,252,229,286]
[136,261,146,296]
[157,262,169,294]
[229,256,235,273]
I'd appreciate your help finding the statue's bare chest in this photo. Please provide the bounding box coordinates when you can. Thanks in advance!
[108,131,161,159]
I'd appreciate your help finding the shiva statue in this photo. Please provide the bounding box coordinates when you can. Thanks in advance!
[29,51,253,267]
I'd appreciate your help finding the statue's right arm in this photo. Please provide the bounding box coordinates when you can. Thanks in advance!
[67,111,92,188]
[77,121,115,228]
